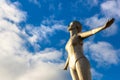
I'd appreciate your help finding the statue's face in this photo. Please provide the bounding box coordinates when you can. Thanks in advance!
[68,22,76,31]
[68,21,82,32]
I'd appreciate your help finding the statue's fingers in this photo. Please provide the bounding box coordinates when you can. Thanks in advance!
[109,18,115,23]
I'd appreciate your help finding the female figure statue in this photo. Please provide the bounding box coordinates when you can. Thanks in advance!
[64,18,115,80]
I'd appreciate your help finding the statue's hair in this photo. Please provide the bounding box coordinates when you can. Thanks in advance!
[71,20,82,32]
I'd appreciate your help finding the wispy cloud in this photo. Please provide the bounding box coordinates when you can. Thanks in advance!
[42,15,64,25]
[71,0,99,9]
[25,15,66,48]
[29,0,41,8]
[91,68,103,80]
[84,0,99,7]
[49,3,55,11]
[58,3,62,10]
[48,2,63,11]
[25,22,67,50]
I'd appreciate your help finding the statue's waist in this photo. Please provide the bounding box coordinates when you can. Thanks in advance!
[69,55,86,62]
[69,52,84,58]
[69,55,87,69]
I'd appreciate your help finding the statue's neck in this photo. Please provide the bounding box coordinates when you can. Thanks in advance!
[70,30,78,37]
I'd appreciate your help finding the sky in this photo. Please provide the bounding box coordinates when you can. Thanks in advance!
[0,0,120,80]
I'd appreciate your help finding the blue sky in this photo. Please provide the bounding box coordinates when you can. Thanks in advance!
[0,0,120,80]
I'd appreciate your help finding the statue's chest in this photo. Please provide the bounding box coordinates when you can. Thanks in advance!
[65,35,82,50]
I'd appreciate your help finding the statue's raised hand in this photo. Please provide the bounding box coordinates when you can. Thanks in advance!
[104,18,115,29]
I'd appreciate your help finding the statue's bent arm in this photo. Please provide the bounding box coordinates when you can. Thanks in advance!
[78,18,115,39]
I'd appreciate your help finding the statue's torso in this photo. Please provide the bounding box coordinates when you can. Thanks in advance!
[65,35,85,69]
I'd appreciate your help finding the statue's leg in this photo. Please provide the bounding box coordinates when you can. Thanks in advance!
[76,58,91,80]
[70,68,79,80]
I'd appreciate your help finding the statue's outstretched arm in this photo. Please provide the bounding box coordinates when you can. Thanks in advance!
[64,57,69,70]
[78,18,115,39]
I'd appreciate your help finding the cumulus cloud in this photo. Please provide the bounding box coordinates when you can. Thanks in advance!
[88,41,120,66]
[30,48,64,63]
[0,0,27,56]
[0,0,69,80]
[0,0,26,23]
[0,47,69,80]
[101,0,120,19]
[17,48,70,80]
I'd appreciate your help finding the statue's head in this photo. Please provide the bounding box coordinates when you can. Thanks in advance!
[68,20,82,32]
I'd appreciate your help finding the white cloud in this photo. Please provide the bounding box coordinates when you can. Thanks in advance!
[101,0,120,19]
[0,0,26,23]
[85,15,117,36]
[0,55,28,80]
[18,61,69,80]
[84,40,120,67]
[0,0,26,56]
[0,0,69,80]
[0,46,69,80]
[30,48,64,63]
[89,41,119,66]
[16,48,69,80]
[0,22,69,80]
[0,1,28,80]
[85,15,106,28]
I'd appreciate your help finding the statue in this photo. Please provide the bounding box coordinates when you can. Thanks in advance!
[64,18,115,80]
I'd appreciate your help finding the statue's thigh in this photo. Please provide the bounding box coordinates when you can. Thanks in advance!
[70,68,79,80]
[76,59,91,80]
